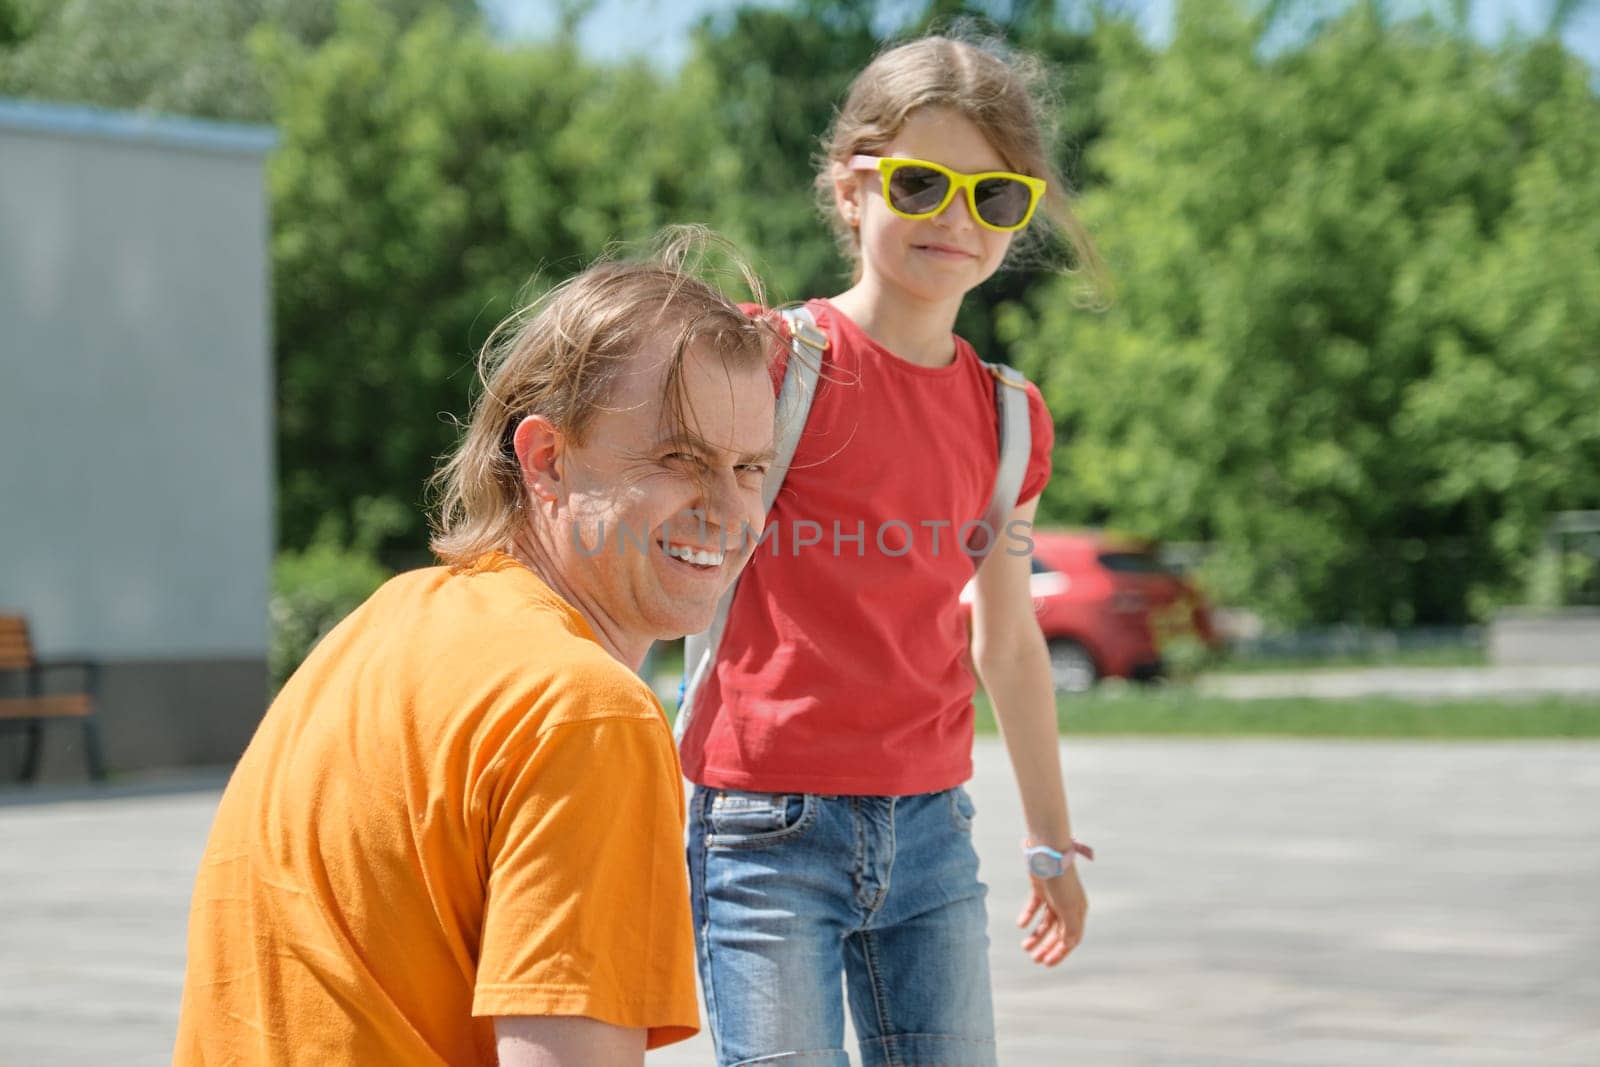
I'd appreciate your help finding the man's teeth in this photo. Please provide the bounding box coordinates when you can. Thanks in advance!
[664,544,725,566]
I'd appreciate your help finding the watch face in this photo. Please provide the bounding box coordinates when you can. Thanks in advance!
[1027,851,1060,878]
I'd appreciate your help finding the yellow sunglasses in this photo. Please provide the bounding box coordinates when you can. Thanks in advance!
[848,155,1046,233]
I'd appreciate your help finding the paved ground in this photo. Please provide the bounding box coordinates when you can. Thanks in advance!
[2,739,1598,1066]
[1198,666,1600,701]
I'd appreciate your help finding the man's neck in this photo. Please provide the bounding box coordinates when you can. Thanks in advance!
[504,535,648,670]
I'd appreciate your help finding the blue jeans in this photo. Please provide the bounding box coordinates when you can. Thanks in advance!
[688,786,997,1067]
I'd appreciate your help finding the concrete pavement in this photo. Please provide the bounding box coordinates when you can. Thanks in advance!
[1197,665,1600,700]
[2,740,1597,1065]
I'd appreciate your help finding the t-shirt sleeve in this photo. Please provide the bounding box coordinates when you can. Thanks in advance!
[472,713,698,1050]
[1018,378,1056,506]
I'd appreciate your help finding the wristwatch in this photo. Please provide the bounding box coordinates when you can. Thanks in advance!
[1023,837,1095,879]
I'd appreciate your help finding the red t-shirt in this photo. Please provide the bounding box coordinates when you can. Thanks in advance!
[678,298,1054,795]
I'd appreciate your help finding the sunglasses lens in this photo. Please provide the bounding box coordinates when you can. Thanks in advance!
[886,165,950,216]
[973,176,1033,228]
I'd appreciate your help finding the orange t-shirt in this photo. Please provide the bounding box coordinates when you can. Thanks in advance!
[175,553,698,1064]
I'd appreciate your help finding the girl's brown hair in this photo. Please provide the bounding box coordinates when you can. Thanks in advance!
[428,227,774,567]
[816,32,1105,295]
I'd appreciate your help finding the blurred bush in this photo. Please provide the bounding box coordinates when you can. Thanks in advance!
[1009,2,1600,627]
[269,498,403,690]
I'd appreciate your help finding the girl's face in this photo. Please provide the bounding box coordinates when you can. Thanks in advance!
[837,107,1018,308]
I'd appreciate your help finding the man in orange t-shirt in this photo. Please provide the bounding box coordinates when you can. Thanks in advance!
[176,241,777,1066]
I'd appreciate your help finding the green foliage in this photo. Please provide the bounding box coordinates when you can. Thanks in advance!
[0,0,273,119]
[0,0,41,47]
[265,4,731,551]
[0,0,476,121]
[268,497,404,689]
[673,0,881,302]
[1010,1,1600,626]
[5,0,1596,627]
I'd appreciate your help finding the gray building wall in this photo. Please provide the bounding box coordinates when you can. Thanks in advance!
[0,99,275,780]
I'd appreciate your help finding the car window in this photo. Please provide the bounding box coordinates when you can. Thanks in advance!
[1030,557,1055,575]
[1097,551,1170,576]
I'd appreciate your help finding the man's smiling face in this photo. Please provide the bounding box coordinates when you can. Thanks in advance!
[550,334,776,645]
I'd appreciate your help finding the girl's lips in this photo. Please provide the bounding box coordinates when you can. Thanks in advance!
[914,242,977,258]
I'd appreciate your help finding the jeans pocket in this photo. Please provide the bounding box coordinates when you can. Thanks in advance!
[704,790,814,849]
[949,785,977,833]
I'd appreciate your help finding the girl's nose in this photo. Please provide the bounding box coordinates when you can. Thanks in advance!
[936,187,977,230]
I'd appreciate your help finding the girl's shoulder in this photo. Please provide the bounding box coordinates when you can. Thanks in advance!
[739,299,833,385]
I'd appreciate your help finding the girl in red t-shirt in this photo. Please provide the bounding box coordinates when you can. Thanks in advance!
[680,32,1104,1067]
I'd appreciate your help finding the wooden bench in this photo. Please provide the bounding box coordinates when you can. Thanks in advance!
[0,615,106,781]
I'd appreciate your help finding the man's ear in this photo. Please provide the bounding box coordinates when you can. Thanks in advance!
[512,415,563,504]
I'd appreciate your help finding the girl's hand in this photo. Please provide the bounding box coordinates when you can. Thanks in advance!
[1016,868,1088,967]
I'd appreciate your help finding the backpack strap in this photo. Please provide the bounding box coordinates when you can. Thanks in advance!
[969,361,1032,559]
[675,306,825,746]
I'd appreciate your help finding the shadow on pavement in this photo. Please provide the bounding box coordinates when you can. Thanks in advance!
[0,765,232,808]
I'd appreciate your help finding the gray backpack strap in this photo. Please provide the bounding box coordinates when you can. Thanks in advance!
[968,362,1031,559]
[675,306,826,746]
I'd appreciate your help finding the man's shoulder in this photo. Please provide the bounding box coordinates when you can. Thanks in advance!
[529,644,667,736]
[447,612,662,734]
[363,561,664,729]
[436,593,664,736]
[478,646,674,799]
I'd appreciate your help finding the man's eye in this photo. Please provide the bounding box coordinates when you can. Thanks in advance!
[737,464,768,479]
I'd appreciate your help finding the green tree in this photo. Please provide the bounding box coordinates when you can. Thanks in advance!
[672,0,883,303]
[1008,1,1600,625]
[266,5,727,553]
[0,0,477,121]
[0,0,40,46]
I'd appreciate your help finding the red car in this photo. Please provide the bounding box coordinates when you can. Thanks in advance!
[961,530,1219,692]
